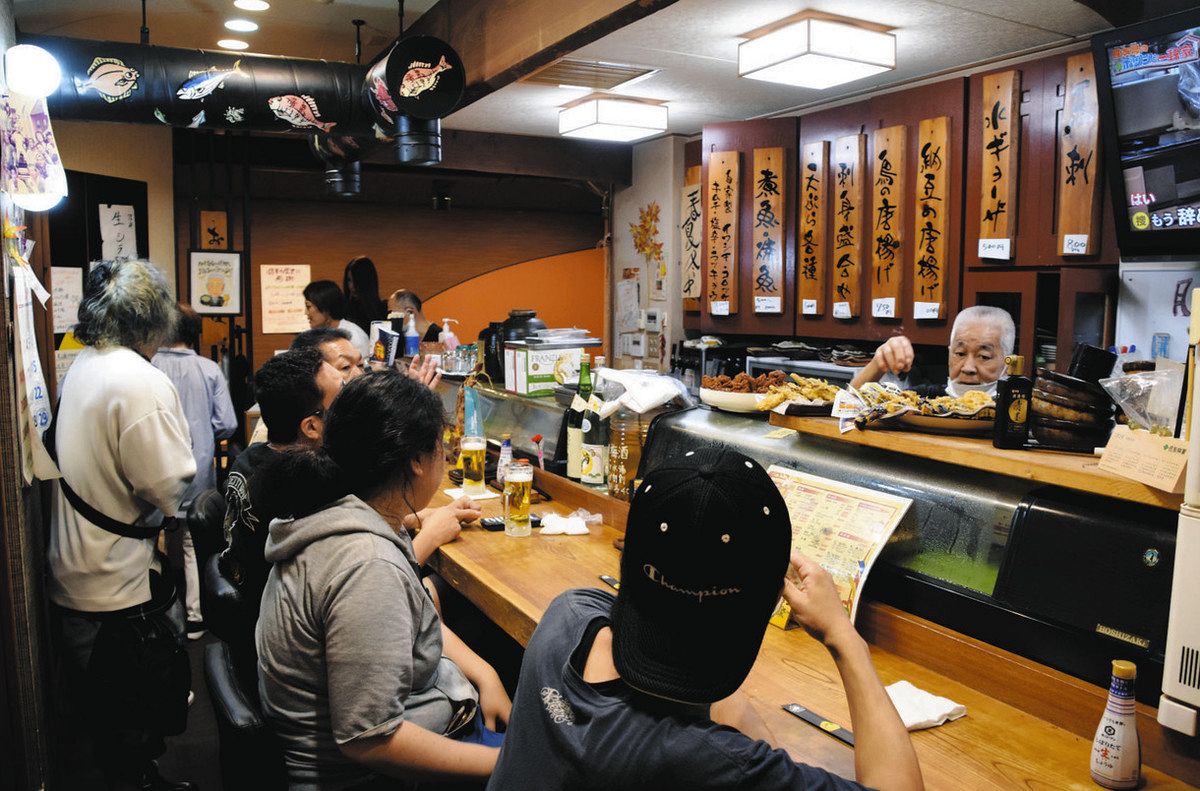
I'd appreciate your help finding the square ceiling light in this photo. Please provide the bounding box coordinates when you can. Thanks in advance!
[738,17,896,90]
[558,96,668,142]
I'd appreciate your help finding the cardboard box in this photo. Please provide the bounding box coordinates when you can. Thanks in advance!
[503,342,587,397]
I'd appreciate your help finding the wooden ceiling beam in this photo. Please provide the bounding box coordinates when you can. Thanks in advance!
[405,0,680,109]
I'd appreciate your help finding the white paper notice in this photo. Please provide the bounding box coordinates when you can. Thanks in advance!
[99,204,136,260]
[710,300,730,316]
[833,302,851,319]
[978,238,1011,259]
[55,347,81,391]
[1062,234,1089,255]
[802,299,818,315]
[616,278,641,333]
[754,296,782,313]
[51,266,83,333]
[260,264,311,334]
[871,298,896,318]
[913,301,941,320]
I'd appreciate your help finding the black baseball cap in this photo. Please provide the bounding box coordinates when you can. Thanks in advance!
[611,446,792,704]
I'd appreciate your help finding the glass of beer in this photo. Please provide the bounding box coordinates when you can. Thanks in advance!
[503,461,534,537]
[461,436,487,496]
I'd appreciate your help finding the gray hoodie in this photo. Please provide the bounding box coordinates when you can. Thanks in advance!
[257,495,478,790]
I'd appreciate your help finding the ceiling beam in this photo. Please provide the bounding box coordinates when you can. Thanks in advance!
[405,0,680,109]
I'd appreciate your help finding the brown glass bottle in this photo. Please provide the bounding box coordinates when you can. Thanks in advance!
[992,355,1032,449]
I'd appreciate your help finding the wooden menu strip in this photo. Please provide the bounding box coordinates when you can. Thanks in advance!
[832,134,866,319]
[871,125,906,318]
[682,165,702,312]
[705,150,740,316]
[914,116,950,320]
[978,69,1021,260]
[1057,52,1102,256]
[751,147,786,314]
[798,141,829,318]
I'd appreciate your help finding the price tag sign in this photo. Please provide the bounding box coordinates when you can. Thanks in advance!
[871,298,896,318]
[1062,234,1089,255]
[754,296,782,314]
[913,301,941,320]
[802,299,818,315]
[978,238,1012,259]
[833,302,851,319]
[710,300,730,316]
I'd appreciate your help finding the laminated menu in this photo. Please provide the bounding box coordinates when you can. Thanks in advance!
[767,465,912,625]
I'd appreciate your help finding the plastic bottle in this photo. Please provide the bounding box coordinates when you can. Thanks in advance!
[1090,660,1141,789]
[404,311,421,358]
[497,433,513,485]
[440,318,460,351]
[608,405,641,501]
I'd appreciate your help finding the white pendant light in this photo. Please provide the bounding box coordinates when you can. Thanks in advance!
[738,16,896,90]
[4,44,63,98]
[233,0,270,10]
[225,18,259,32]
[558,96,668,143]
[218,39,250,50]
[11,191,66,212]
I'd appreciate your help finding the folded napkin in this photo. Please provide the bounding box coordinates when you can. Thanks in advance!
[885,681,966,731]
[539,513,589,536]
[443,487,500,501]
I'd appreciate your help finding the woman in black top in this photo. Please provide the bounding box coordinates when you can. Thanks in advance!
[344,256,388,332]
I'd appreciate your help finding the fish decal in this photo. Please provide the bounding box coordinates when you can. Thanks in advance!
[224,106,245,124]
[373,123,394,142]
[153,108,169,125]
[75,57,140,103]
[398,55,451,99]
[177,61,244,101]
[267,94,336,132]
[372,76,399,112]
[187,110,206,128]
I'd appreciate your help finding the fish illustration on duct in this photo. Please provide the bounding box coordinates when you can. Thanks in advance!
[153,108,169,125]
[187,110,206,128]
[224,106,245,124]
[398,55,451,98]
[372,76,399,112]
[177,61,244,101]
[267,94,336,132]
[75,57,140,103]
[373,123,394,142]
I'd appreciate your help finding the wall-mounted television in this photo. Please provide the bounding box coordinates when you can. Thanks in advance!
[1093,9,1200,259]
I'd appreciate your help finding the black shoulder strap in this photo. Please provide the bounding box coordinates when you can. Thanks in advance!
[44,400,162,541]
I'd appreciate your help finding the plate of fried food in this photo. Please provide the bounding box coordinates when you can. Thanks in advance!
[755,375,841,415]
[700,371,839,414]
[852,383,995,433]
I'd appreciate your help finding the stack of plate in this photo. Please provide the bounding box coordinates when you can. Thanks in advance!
[1030,369,1114,451]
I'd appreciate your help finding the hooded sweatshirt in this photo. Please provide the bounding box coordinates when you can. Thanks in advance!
[257,495,477,790]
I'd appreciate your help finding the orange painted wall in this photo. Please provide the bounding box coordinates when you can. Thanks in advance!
[424,248,604,345]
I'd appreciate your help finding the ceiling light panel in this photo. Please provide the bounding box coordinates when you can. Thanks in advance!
[225,18,259,32]
[738,17,896,90]
[233,0,270,10]
[559,97,668,142]
[217,38,250,50]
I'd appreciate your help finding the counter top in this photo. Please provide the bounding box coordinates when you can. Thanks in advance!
[426,470,1198,788]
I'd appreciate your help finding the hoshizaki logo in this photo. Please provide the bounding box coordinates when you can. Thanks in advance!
[643,564,741,603]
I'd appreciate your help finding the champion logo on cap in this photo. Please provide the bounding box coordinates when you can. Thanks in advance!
[642,564,742,603]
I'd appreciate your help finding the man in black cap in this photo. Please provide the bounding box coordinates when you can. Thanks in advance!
[487,447,923,790]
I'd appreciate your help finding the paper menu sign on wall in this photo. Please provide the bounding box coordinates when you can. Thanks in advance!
[51,266,83,332]
[260,264,311,334]
[99,203,136,260]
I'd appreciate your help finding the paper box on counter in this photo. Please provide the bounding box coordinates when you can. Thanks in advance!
[503,337,601,397]
[1098,424,1187,494]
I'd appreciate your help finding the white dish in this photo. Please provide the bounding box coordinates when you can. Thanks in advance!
[699,388,762,413]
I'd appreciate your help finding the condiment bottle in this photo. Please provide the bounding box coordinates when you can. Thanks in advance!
[1090,660,1141,789]
[497,433,513,484]
[992,354,1031,449]
[566,355,592,481]
[404,311,420,358]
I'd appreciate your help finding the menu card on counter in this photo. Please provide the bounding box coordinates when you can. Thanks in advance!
[1098,425,1187,493]
[767,465,912,624]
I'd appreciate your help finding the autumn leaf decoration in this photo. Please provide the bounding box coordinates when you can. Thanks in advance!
[630,202,665,269]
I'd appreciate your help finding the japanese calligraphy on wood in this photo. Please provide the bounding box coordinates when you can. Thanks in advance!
[705,150,740,316]
[1057,53,1101,257]
[751,147,785,314]
[871,125,906,318]
[979,70,1020,260]
[832,134,866,319]
[914,117,950,320]
[199,210,229,250]
[681,165,702,310]
[799,141,828,317]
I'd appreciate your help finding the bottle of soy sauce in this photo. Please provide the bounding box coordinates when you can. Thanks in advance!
[992,354,1032,449]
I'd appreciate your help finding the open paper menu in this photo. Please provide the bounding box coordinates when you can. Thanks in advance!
[767,465,912,623]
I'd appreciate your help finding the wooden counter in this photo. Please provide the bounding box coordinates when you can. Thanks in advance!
[768,413,1183,511]
[427,471,1198,789]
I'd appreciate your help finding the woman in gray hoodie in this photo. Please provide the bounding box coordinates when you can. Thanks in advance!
[255,371,510,789]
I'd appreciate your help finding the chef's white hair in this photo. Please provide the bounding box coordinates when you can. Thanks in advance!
[950,306,1015,357]
[74,259,176,351]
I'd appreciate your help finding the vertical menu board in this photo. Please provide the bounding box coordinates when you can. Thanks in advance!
[751,147,785,314]
[914,116,950,320]
[978,70,1021,260]
[871,125,906,318]
[832,134,866,320]
[1057,53,1101,257]
[680,165,702,311]
[706,150,740,316]
[799,141,829,317]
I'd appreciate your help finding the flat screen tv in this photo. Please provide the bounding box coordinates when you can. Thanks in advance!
[1093,9,1200,258]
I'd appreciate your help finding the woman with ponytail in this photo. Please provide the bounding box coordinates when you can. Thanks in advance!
[255,371,509,789]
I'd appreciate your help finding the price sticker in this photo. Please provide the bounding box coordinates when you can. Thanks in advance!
[1062,234,1089,255]
[754,296,782,313]
[978,238,1012,259]
[871,298,896,318]
[710,300,730,316]
[832,302,851,319]
[913,301,941,320]
[802,299,818,315]
[765,427,798,439]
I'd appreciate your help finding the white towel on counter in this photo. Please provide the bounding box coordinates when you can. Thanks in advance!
[539,514,589,535]
[885,680,966,731]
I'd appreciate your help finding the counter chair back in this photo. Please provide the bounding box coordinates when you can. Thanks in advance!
[203,640,287,791]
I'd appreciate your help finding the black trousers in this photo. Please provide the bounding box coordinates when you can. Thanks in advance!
[54,571,191,783]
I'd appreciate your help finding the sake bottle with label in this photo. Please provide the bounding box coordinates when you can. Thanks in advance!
[566,356,592,481]
[992,354,1032,449]
[1090,660,1141,789]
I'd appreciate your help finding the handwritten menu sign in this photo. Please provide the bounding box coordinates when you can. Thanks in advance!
[1058,53,1101,257]
[979,70,1020,260]
[680,166,702,311]
[914,117,950,320]
[705,151,740,316]
[751,148,785,314]
[832,134,866,319]
[51,266,83,333]
[260,264,311,334]
[799,142,828,317]
[99,203,136,260]
[871,126,906,318]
